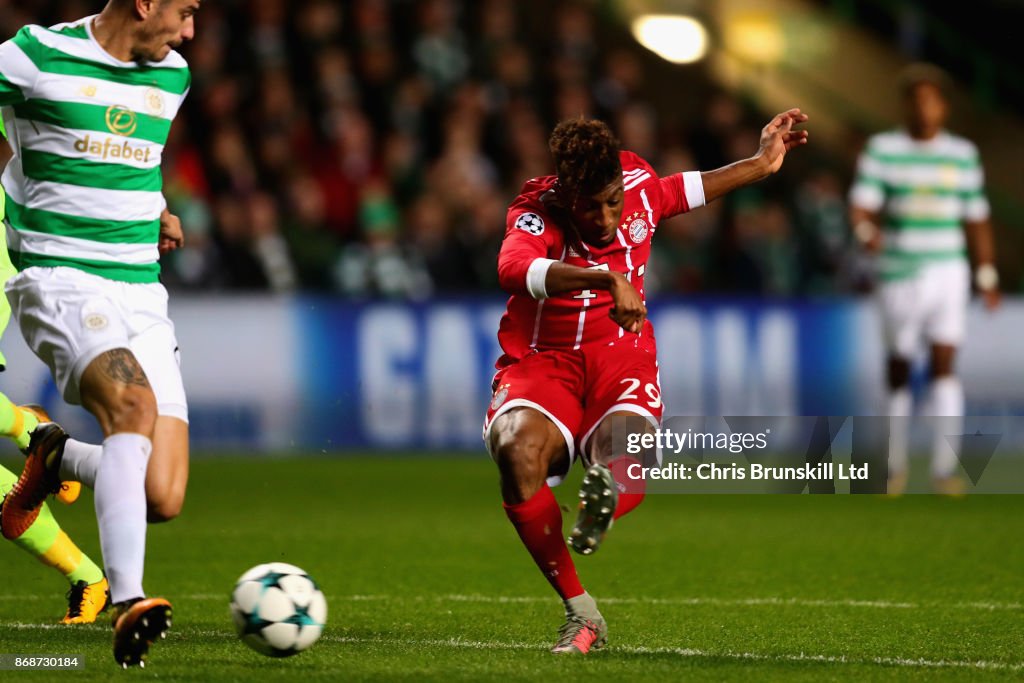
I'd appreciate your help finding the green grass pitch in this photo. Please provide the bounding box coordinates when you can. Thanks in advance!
[1,455,1022,681]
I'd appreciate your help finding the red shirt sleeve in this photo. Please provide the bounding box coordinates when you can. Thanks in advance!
[657,173,691,219]
[497,210,556,295]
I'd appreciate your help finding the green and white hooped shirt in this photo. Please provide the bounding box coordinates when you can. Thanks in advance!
[0,16,189,283]
[849,129,990,281]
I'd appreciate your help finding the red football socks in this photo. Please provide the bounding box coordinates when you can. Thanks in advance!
[609,455,646,520]
[503,485,584,600]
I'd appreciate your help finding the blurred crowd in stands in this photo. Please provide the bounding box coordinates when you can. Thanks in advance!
[2,0,875,297]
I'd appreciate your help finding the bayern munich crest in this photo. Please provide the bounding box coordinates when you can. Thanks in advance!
[490,384,511,410]
[515,212,545,236]
[624,211,649,243]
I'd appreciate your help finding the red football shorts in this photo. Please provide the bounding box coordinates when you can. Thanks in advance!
[483,342,662,485]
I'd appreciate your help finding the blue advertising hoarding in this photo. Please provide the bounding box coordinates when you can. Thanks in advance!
[0,295,1017,452]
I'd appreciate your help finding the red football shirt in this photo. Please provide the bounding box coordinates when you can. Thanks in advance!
[495,151,692,367]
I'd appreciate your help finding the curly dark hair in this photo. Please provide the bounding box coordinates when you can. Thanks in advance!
[548,118,621,204]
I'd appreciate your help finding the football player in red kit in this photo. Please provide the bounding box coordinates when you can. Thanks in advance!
[484,110,809,653]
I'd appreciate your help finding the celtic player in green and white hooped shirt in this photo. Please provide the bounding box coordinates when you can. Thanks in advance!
[848,63,1000,496]
[0,1,200,669]
[0,10,190,282]
[850,116,990,283]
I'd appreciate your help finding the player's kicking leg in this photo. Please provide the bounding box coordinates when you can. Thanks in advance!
[488,406,607,654]
[570,412,653,555]
[568,461,618,556]
[568,346,663,556]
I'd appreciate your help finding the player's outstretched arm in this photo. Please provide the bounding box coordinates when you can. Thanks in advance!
[700,108,809,204]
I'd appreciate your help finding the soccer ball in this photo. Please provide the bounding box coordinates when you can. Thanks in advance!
[230,562,328,657]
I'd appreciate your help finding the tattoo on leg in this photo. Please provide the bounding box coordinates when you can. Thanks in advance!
[99,348,151,387]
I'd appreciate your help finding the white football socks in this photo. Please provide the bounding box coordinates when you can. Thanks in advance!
[927,376,964,479]
[94,433,152,604]
[59,438,103,489]
[887,387,912,477]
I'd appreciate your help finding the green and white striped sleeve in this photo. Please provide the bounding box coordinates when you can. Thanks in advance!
[849,138,886,212]
[960,145,990,222]
[0,27,41,106]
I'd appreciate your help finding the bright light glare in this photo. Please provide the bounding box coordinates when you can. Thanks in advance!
[726,15,784,64]
[631,15,708,65]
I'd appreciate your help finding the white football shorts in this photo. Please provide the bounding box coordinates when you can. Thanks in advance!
[877,259,969,358]
[5,266,188,421]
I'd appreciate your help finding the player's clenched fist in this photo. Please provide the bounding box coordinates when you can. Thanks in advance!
[608,272,646,334]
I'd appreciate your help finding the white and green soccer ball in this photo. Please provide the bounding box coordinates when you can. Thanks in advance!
[230,562,328,657]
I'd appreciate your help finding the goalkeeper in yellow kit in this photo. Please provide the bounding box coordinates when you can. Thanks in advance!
[0,117,109,623]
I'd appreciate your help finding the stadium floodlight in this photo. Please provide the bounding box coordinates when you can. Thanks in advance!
[631,14,708,64]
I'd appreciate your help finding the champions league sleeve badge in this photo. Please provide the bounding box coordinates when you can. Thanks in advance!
[514,212,545,236]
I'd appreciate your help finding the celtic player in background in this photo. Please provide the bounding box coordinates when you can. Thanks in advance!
[0,117,109,624]
[0,0,199,667]
[849,63,1000,495]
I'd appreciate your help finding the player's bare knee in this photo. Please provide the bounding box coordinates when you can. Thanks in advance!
[82,386,158,436]
[491,410,558,495]
[493,426,548,483]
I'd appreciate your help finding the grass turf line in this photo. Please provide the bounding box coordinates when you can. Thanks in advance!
[0,454,1022,681]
